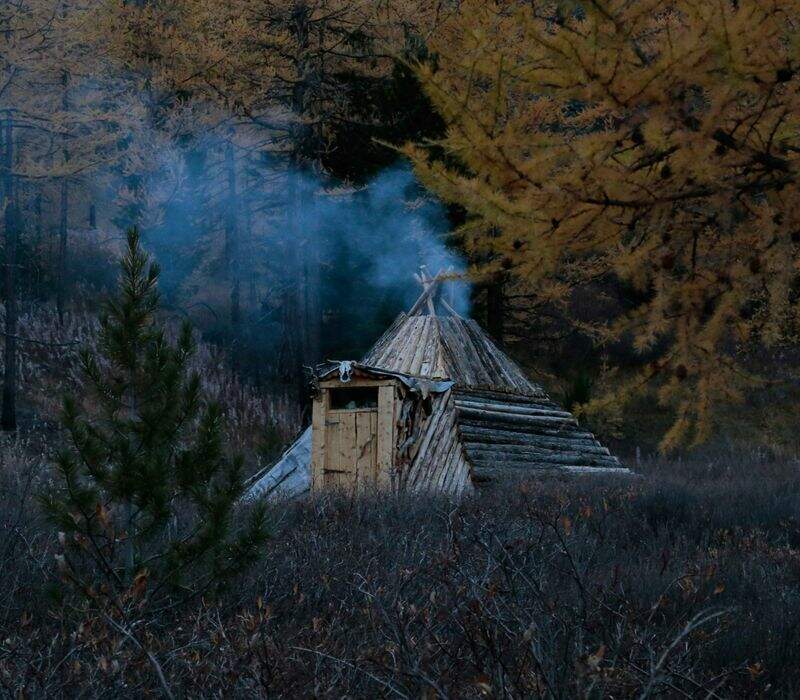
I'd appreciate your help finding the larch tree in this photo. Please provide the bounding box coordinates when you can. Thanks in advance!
[1,0,134,430]
[1,0,56,431]
[406,0,800,450]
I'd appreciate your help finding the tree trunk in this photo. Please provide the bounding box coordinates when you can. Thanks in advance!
[274,4,325,402]
[56,179,68,322]
[276,283,305,403]
[486,273,506,347]
[244,190,257,309]
[56,62,70,324]
[300,179,321,368]
[2,115,18,432]
[303,258,321,364]
[35,191,42,241]
[292,4,321,370]
[125,382,138,579]
[224,142,241,366]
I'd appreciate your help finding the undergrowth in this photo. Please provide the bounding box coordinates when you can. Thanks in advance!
[2,444,799,697]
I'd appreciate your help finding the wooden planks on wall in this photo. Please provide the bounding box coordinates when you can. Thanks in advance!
[377,385,396,490]
[311,392,327,492]
[310,380,397,495]
[354,411,377,492]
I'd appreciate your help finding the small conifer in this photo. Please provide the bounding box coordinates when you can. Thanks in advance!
[41,228,268,608]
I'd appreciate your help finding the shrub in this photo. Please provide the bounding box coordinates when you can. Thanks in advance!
[2,449,799,696]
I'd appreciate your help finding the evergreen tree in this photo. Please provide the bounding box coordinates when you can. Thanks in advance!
[41,228,268,607]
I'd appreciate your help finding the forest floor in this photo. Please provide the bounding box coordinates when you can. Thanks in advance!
[2,433,799,697]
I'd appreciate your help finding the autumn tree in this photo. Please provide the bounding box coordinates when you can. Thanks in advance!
[407,0,800,449]
[47,0,121,321]
[1,0,137,429]
[1,0,55,431]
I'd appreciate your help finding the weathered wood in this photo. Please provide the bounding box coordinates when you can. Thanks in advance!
[310,394,327,492]
[323,409,339,488]
[456,413,594,434]
[445,453,469,495]
[462,318,516,390]
[470,452,622,470]
[429,400,461,492]
[457,416,592,437]
[377,385,395,489]
[436,424,460,493]
[454,398,572,419]
[465,445,620,467]
[365,313,407,367]
[456,388,552,405]
[405,390,471,496]
[457,407,579,430]
[464,440,610,457]
[471,464,631,482]
[441,411,472,496]
[458,425,604,450]
[464,439,610,459]
[406,390,450,489]
[252,282,630,502]
[343,412,357,473]
[407,277,441,316]
[409,316,431,376]
[355,411,376,491]
[329,412,348,482]
[361,313,541,394]
[320,377,395,389]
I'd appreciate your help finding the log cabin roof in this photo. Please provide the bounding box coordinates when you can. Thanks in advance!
[361,313,543,396]
[356,268,629,481]
[453,389,627,481]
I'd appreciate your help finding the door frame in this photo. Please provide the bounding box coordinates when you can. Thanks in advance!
[311,377,398,493]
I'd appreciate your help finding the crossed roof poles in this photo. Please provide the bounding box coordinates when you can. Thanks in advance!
[408,266,463,317]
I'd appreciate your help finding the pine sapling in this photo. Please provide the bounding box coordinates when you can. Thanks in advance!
[41,227,268,646]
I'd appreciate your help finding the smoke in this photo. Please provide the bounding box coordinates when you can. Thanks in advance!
[5,3,473,383]
[126,129,471,361]
[290,165,471,314]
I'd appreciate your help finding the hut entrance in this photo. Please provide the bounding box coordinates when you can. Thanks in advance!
[311,376,398,493]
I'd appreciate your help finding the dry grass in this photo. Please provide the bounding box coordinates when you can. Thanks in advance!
[1,305,301,460]
[2,441,799,697]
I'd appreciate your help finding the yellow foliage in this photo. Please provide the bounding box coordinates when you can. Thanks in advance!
[406,0,800,450]
[97,0,451,146]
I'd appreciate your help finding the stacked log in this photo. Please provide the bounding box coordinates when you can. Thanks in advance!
[454,391,629,482]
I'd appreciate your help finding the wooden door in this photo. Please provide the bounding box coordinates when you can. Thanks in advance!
[324,409,378,491]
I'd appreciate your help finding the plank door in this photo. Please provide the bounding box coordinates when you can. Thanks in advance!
[324,409,378,491]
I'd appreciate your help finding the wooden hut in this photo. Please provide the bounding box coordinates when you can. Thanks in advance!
[246,273,629,500]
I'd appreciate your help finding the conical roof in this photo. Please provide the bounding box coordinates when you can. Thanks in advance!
[362,313,543,397]
[361,268,545,395]
[359,271,628,481]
